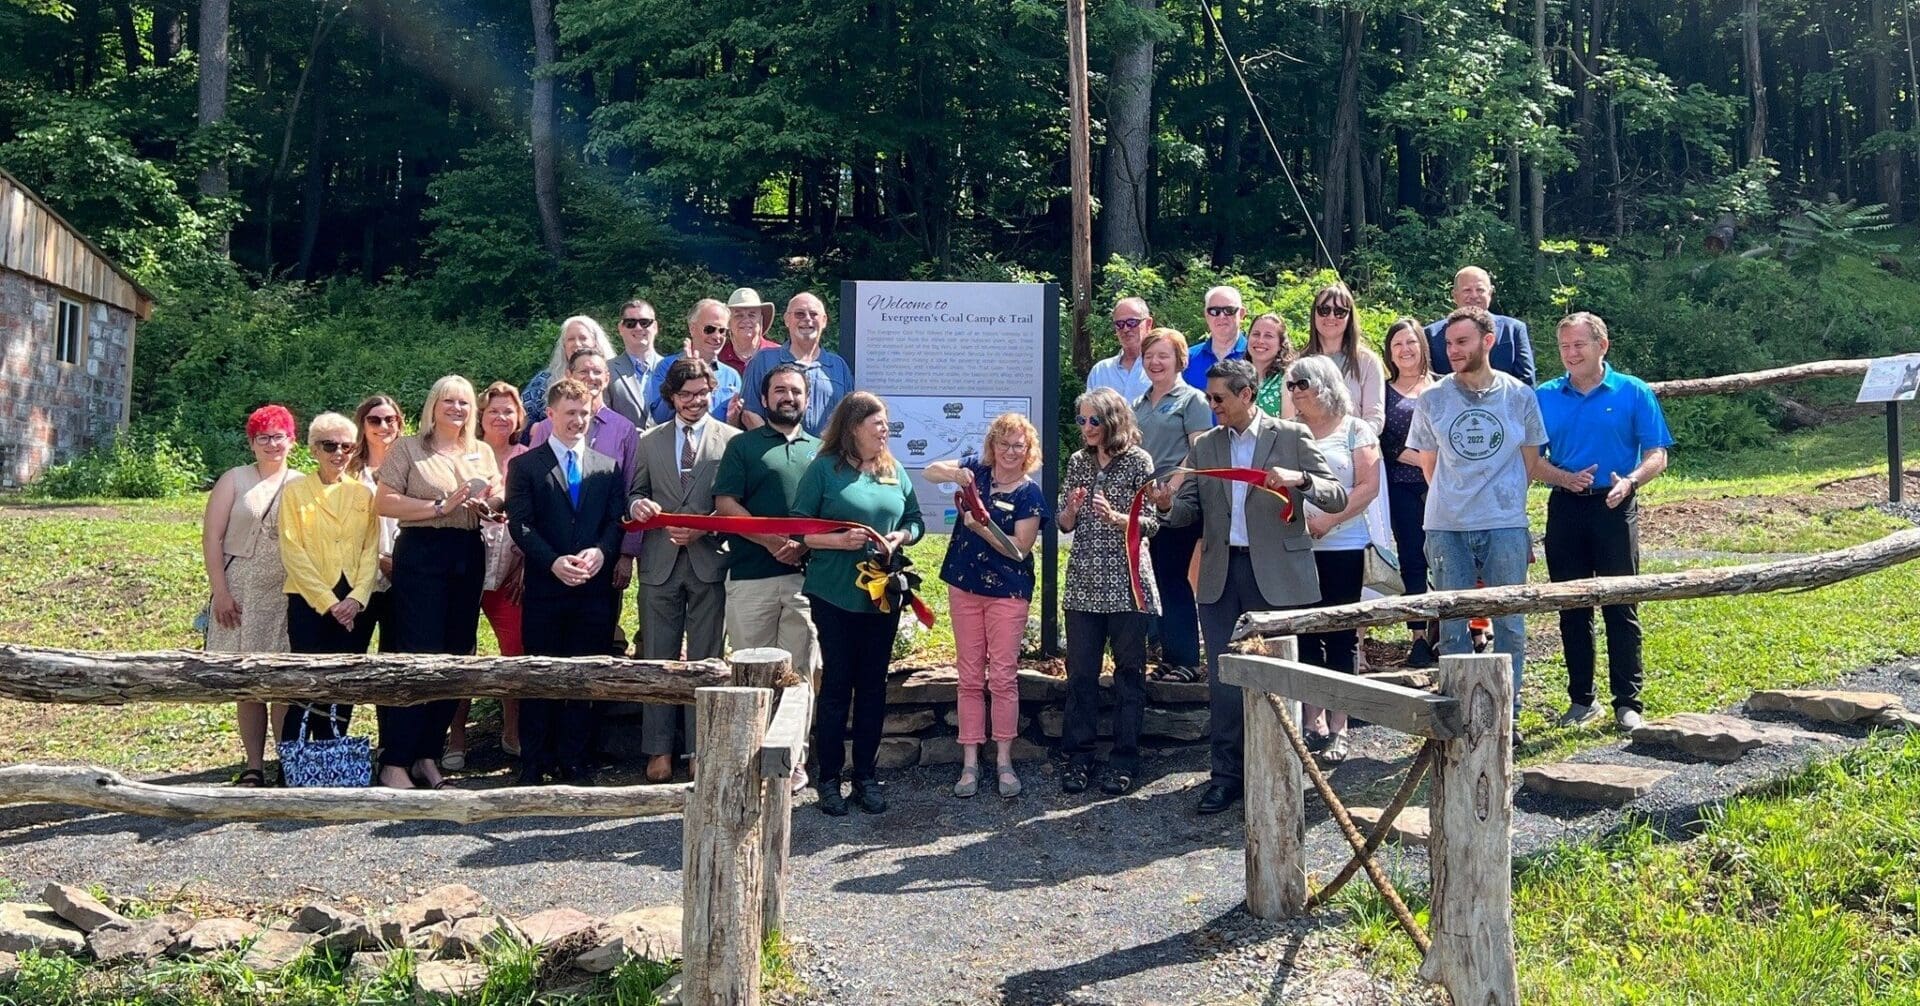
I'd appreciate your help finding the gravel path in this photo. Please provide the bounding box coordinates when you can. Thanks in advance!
[2,660,1916,1004]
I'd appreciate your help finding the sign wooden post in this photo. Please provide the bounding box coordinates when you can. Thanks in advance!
[1240,635,1307,919]
[681,686,771,1006]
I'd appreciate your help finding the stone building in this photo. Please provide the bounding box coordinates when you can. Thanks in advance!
[0,167,155,487]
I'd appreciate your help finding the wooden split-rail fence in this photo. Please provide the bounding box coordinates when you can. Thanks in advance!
[0,642,809,1006]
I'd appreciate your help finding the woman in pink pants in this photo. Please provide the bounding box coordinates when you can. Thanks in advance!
[924,413,1046,799]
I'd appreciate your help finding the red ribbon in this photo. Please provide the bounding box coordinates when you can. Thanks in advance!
[1125,467,1295,611]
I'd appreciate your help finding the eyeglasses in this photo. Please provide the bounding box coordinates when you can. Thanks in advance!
[701,324,726,336]
[674,388,713,400]
[1075,415,1104,427]
[1285,379,1313,391]
[251,433,290,445]
[1315,304,1351,319]
[1205,306,1242,318]
[620,317,655,329]
[314,439,353,454]
[1113,317,1147,331]
[364,415,399,428]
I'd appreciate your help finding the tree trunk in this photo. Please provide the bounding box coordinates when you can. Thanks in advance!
[114,1,143,73]
[1528,0,1546,247]
[295,56,333,280]
[1100,0,1156,261]
[1395,16,1422,211]
[529,0,567,260]
[152,6,183,66]
[1743,0,1766,164]
[196,0,231,252]
[1907,0,1920,217]
[1871,0,1904,221]
[1320,8,1364,262]
[1209,0,1242,267]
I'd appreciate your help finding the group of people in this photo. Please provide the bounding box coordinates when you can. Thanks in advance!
[1083,267,1671,813]
[201,266,1673,819]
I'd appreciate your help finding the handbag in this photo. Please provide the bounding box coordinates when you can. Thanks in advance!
[277,704,374,787]
[1363,540,1404,595]
[480,517,517,592]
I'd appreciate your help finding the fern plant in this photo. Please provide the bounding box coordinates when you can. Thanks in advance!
[1777,199,1898,275]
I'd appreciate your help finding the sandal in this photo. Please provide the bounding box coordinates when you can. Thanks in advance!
[953,764,980,799]
[1319,735,1350,765]
[997,767,1022,799]
[1153,664,1205,684]
[1098,767,1132,795]
[233,768,266,788]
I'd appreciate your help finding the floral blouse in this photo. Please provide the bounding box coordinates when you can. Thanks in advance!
[1059,446,1160,615]
[939,461,1047,600]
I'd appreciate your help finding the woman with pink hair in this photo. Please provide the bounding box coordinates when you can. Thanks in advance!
[202,404,306,787]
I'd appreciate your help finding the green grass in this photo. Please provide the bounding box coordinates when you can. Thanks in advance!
[1341,734,1920,1004]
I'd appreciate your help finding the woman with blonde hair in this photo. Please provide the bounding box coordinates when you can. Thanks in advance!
[924,413,1046,799]
[521,315,618,430]
[203,404,305,786]
[373,375,504,789]
[278,411,379,744]
[1303,282,1386,432]
[1059,387,1159,796]
[450,380,531,765]
[1247,313,1296,417]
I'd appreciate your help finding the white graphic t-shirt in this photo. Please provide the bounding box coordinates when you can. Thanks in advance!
[1406,371,1546,532]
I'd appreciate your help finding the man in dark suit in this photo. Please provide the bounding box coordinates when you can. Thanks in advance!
[1155,359,1347,815]
[506,378,628,785]
[1425,266,1535,385]
[627,356,740,782]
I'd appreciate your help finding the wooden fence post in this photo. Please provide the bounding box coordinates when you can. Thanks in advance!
[1419,653,1517,1004]
[1241,635,1307,919]
[729,647,800,939]
[681,685,771,1006]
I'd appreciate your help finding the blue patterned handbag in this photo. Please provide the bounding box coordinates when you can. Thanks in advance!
[277,705,373,787]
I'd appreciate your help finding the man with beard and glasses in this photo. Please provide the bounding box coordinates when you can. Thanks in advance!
[713,362,825,790]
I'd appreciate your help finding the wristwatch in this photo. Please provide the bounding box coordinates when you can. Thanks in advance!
[1620,476,1638,494]
[432,496,447,517]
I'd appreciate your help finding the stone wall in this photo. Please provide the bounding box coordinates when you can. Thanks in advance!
[0,269,136,487]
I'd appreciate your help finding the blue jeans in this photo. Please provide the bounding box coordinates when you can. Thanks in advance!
[1425,527,1529,711]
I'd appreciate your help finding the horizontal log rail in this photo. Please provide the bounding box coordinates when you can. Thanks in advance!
[1233,528,1920,640]
[0,765,691,824]
[1219,653,1461,739]
[0,645,729,706]
[1647,358,1873,398]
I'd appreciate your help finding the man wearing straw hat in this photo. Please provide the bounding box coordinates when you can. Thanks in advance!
[720,287,781,374]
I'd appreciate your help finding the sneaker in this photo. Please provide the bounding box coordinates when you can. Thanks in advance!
[849,779,887,814]
[1557,703,1602,728]
[1406,637,1437,669]
[1616,708,1647,732]
[816,782,848,817]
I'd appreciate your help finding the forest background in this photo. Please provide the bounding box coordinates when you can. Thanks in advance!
[4,0,1919,485]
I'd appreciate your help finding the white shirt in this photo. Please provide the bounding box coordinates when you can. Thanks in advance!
[1227,418,1259,547]
[548,435,586,475]
[1087,353,1151,404]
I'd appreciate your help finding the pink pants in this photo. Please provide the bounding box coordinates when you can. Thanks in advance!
[949,586,1029,745]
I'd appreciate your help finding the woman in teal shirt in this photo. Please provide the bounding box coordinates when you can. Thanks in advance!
[793,391,924,816]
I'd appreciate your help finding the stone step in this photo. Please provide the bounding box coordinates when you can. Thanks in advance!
[1520,762,1671,806]
[1746,689,1906,725]
[1629,712,1833,763]
[1343,806,1431,848]
[1035,706,1210,742]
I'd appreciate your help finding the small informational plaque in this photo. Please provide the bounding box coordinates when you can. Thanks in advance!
[1857,354,1920,403]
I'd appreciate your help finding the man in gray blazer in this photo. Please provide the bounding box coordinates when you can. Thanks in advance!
[607,298,662,432]
[1156,359,1347,814]
[626,356,739,782]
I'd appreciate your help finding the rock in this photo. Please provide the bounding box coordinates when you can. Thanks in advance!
[886,666,959,703]
[1631,712,1785,763]
[843,737,921,770]
[347,950,395,985]
[0,950,17,982]
[514,907,596,946]
[0,902,86,956]
[239,930,319,972]
[1142,706,1209,741]
[1361,669,1434,691]
[602,905,682,961]
[1344,806,1432,848]
[1747,689,1905,725]
[170,918,259,956]
[1016,669,1066,701]
[656,973,684,1005]
[293,903,357,935]
[1521,762,1671,805]
[1144,678,1211,704]
[408,921,456,953]
[41,883,128,934]
[1869,708,1920,731]
[434,916,521,959]
[392,884,489,932]
[882,709,937,734]
[87,916,187,965]
[414,960,489,1001]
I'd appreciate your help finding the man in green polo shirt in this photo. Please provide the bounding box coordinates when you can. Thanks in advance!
[714,362,824,786]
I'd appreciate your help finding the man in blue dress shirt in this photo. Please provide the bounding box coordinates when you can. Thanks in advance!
[1182,285,1249,389]
[1534,311,1673,732]
[648,299,745,427]
[1425,266,1536,385]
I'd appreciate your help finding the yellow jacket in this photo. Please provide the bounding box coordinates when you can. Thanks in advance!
[279,476,380,614]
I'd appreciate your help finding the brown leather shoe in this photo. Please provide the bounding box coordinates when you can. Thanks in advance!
[645,754,673,783]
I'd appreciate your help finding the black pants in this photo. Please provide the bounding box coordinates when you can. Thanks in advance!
[362,589,393,653]
[1199,549,1311,787]
[1146,520,1202,668]
[1386,480,1431,632]
[377,527,484,768]
[1545,491,1644,713]
[809,596,900,784]
[282,577,376,741]
[1063,609,1148,770]
[520,589,615,775]
[1299,550,1364,674]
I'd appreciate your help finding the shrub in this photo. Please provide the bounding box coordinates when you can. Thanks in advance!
[24,427,206,500]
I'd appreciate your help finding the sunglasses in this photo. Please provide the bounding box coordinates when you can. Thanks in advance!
[1315,304,1352,319]
[1205,392,1240,405]
[365,415,399,427]
[620,317,656,329]
[701,324,727,336]
[1205,305,1242,318]
[1285,379,1313,391]
[1075,415,1104,427]
[1113,317,1147,331]
[314,439,353,454]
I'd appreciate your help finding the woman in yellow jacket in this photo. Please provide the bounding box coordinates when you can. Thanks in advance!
[279,411,382,742]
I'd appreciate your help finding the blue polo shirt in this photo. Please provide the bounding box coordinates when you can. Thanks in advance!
[1182,334,1248,389]
[1536,364,1673,488]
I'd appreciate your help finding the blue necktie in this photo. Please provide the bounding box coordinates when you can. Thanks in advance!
[565,449,581,509]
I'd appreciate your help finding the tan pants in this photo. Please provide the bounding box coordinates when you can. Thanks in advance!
[724,572,822,682]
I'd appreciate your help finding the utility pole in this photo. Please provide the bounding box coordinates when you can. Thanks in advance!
[1067,0,1094,376]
